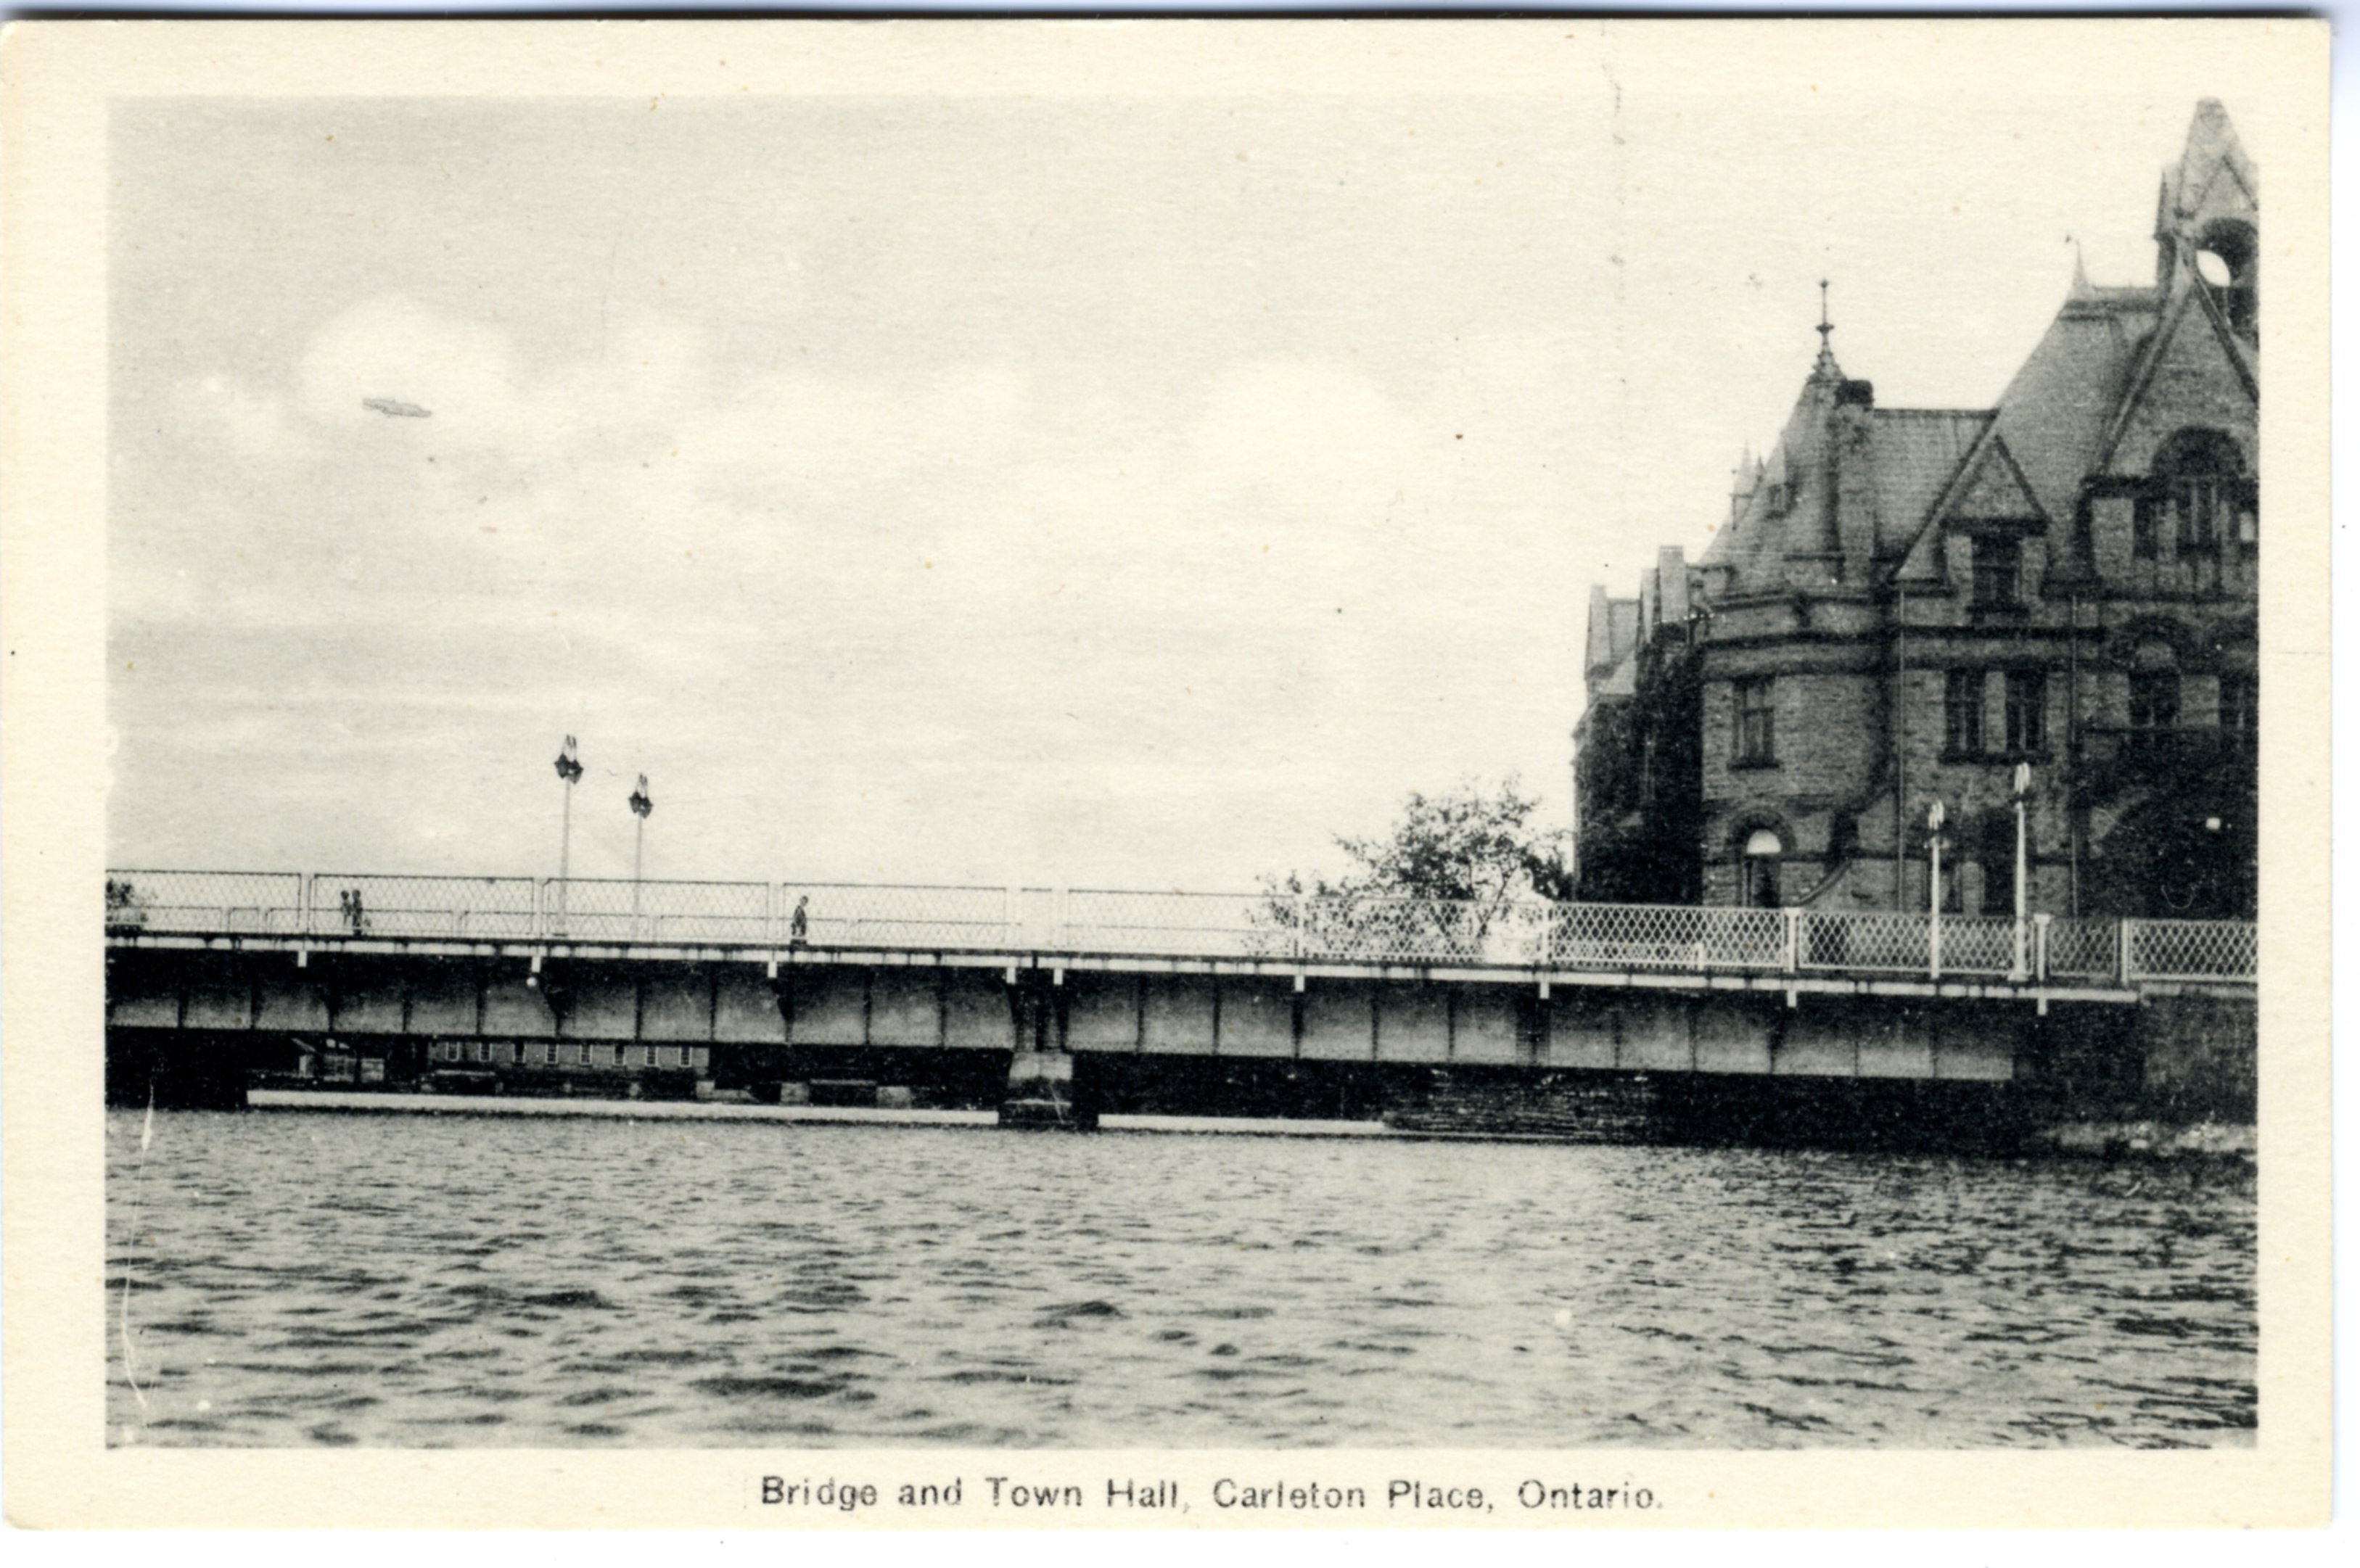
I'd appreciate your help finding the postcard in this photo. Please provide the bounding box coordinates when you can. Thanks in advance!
[0,17,2330,1530]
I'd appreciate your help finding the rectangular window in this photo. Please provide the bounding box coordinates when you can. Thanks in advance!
[2129,671,2181,743]
[2175,478,2222,553]
[2133,496,2160,559]
[1980,831,2018,918]
[2219,673,2256,744]
[1972,536,2021,607]
[1733,677,1775,764]
[1982,858,2020,919]
[1944,669,1984,756]
[2005,669,2047,753]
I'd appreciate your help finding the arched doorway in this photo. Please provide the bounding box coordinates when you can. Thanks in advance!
[2092,789,2254,920]
[1740,828,1783,909]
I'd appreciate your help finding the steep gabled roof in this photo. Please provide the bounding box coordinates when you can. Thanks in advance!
[1674,102,2256,608]
[2093,273,2258,475]
[1939,429,2047,524]
[1991,282,2155,514]
[2165,99,2258,236]
[1865,409,1994,555]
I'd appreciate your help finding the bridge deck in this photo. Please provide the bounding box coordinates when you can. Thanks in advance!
[109,928,2163,1005]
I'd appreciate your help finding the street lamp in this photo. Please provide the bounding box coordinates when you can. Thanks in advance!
[628,774,654,936]
[553,735,584,934]
[1926,799,1946,980]
[2012,762,2034,980]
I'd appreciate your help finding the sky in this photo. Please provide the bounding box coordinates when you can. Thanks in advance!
[106,63,2274,891]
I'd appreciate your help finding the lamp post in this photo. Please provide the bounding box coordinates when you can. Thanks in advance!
[628,774,654,936]
[1926,799,1946,980]
[2012,762,2033,980]
[553,735,584,934]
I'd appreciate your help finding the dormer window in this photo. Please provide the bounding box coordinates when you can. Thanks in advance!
[1971,535,2021,608]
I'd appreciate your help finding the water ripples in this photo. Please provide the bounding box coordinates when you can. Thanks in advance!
[107,1108,2253,1448]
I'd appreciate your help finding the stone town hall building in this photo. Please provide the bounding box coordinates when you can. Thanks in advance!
[1574,101,2258,923]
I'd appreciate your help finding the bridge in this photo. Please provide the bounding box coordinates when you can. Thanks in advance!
[104,869,2258,1135]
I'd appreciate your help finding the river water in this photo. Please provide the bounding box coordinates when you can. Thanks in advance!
[106,1107,2254,1448]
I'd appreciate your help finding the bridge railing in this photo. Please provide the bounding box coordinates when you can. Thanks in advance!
[101,870,2258,986]
[540,878,770,944]
[780,882,1017,951]
[308,874,539,939]
[105,870,306,936]
[1545,902,1785,970]
[2042,917,2124,982]
[1061,889,1283,957]
[2123,918,2258,983]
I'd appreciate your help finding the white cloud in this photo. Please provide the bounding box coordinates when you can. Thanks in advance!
[172,374,300,460]
[295,294,526,447]
[126,294,1595,886]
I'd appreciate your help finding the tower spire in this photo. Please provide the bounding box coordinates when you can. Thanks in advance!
[1811,278,1843,380]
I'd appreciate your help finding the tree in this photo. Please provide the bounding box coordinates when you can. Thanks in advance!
[1262,777,1575,957]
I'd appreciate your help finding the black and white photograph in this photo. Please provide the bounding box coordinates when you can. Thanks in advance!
[1,15,2331,1529]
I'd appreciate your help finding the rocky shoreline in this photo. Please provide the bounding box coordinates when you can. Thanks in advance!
[2024,1118,2256,1161]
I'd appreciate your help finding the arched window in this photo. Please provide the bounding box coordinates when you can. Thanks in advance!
[2149,428,2251,558]
[1740,828,1782,909]
[2196,218,2257,337]
[2129,669,2182,754]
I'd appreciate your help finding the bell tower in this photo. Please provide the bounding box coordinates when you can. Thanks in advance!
[2155,99,2258,339]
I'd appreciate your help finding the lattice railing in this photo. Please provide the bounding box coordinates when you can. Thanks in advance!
[101,868,2259,988]
[1931,915,2023,978]
[2042,917,2123,982]
[540,878,770,944]
[1547,902,1788,970]
[2125,919,2258,982]
[105,870,305,935]
[1795,910,1932,974]
[308,874,539,939]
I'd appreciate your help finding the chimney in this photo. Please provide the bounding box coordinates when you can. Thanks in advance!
[1657,545,1689,626]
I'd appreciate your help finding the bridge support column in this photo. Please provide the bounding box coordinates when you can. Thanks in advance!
[999,972,1095,1130]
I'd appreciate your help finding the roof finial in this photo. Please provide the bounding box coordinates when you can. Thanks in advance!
[1811,278,1842,379]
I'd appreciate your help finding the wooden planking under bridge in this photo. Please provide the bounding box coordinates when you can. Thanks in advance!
[107,946,2026,1082]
